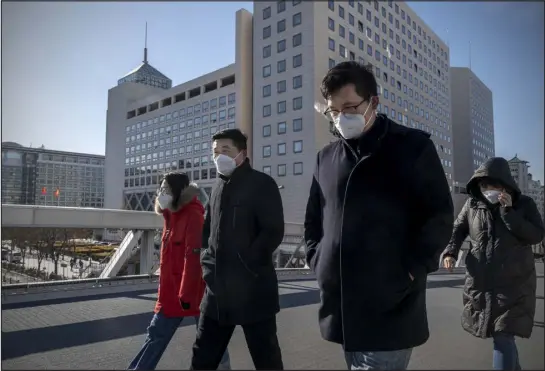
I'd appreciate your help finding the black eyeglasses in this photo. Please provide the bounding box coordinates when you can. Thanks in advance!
[323,98,367,119]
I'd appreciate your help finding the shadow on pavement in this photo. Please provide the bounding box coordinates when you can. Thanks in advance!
[1,276,466,360]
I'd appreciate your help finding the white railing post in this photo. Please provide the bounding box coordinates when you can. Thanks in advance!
[139,230,156,274]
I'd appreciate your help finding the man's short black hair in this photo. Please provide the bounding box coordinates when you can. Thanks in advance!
[212,128,248,151]
[320,61,378,100]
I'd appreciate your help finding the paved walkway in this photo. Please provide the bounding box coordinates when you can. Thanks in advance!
[1,267,544,370]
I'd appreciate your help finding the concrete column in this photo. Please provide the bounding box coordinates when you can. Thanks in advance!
[139,230,155,274]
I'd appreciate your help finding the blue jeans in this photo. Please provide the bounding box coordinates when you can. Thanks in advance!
[493,333,521,370]
[344,348,412,370]
[128,312,231,370]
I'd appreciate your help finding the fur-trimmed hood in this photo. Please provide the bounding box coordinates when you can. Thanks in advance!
[155,182,201,214]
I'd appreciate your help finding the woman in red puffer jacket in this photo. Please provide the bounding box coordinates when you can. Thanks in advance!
[128,171,230,370]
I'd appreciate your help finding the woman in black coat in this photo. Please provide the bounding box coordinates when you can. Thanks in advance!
[442,157,544,371]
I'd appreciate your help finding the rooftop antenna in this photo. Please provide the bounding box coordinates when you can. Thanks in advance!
[469,40,472,70]
[143,22,148,63]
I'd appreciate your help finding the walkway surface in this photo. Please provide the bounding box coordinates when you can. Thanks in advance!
[2,265,544,370]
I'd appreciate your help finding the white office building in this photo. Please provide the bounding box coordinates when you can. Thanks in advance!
[104,10,253,211]
[527,173,544,222]
[252,0,453,223]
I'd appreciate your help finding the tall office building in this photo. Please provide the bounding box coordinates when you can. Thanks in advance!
[105,10,253,211]
[450,67,494,186]
[252,0,453,222]
[1,142,104,207]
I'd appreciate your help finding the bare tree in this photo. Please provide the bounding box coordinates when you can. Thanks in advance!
[26,228,49,274]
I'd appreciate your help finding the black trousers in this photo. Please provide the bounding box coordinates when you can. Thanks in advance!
[190,314,283,370]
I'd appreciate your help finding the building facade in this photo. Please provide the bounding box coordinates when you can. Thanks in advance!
[527,173,544,222]
[252,0,453,223]
[105,10,253,211]
[450,67,494,185]
[508,154,530,194]
[1,142,104,207]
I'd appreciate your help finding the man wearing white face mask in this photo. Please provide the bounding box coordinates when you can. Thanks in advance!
[304,61,454,369]
[442,157,544,370]
[191,129,285,370]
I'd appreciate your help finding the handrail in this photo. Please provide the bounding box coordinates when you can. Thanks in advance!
[2,268,312,291]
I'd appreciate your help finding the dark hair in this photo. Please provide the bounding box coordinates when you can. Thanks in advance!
[320,61,377,100]
[212,128,248,151]
[161,171,190,210]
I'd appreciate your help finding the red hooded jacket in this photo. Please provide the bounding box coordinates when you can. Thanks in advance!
[154,184,206,318]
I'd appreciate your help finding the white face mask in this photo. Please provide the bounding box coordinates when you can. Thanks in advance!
[157,194,172,209]
[482,190,501,204]
[214,153,241,176]
[333,102,374,139]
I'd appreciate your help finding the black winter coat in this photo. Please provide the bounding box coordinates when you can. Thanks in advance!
[443,157,544,339]
[200,159,284,325]
[305,115,454,352]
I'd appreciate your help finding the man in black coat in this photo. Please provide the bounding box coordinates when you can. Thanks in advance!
[443,157,544,370]
[304,61,454,369]
[191,129,285,370]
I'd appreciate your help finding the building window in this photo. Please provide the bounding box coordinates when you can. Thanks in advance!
[328,0,334,10]
[277,80,287,93]
[293,162,303,175]
[277,164,287,177]
[293,12,302,27]
[293,97,303,110]
[339,5,345,18]
[263,125,271,137]
[339,25,345,38]
[263,26,271,39]
[293,54,302,68]
[329,38,335,51]
[328,17,335,31]
[277,39,286,53]
[277,0,286,13]
[263,65,271,77]
[278,143,287,155]
[263,165,271,175]
[277,59,286,73]
[340,45,346,58]
[293,0,301,5]
[263,84,271,97]
[263,105,271,117]
[263,6,271,19]
[263,145,272,158]
[277,101,287,114]
[263,45,271,58]
[293,118,302,132]
[293,75,303,89]
[277,19,286,33]
[293,33,302,47]
[329,58,336,69]
[293,140,303,153]
[278,121,287,134]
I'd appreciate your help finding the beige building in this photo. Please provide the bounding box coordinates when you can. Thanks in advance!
[450,67,494,185]
[252,0,453,223]
[508,155,530,194]
[105,10,253,211]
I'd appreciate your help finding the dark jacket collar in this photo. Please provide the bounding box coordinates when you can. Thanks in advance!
[219,157,252,183]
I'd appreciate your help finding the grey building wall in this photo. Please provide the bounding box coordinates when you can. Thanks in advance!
[451,67,494,185]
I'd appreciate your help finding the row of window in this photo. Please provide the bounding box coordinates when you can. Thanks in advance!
[126,93,236,133]
[126,110,236,143]
[263,97,303,117]
[262,0,301,20]
[262,140,303,157]
[263,118,303,136]
[262,54,303,78]
[263,75,303,97]
[263,33,303,58]
[263,12,302,39]
[263,162,303,176]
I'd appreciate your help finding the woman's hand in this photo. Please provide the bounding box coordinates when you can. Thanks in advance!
[498,192,512,207]
[443,256,456,272]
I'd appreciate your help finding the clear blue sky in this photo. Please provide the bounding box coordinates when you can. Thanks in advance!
[3,2,544,181]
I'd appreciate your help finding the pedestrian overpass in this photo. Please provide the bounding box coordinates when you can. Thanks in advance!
[1,204,543,369]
